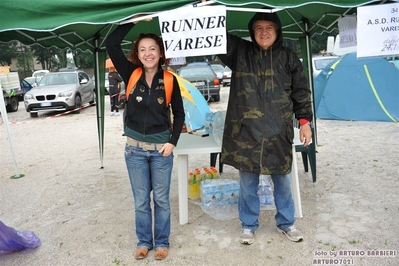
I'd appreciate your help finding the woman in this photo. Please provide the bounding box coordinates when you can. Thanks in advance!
[105,19,185,260]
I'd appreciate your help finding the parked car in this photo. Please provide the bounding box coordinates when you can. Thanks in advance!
[222,66,232,87]
[23,77,36,87]
[20,79,33,93]
[187,62,211,66]
[311,55,339,78]
[211,64,224,84]
[105,72,109,92]
[32,69,49,86]
[24,69,95,117]
[178,64,221,102]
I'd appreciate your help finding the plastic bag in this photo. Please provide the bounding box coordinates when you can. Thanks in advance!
[212,110,226,146]
[259,175,276,211]
[0,220,41,255]
[199,179,239,221]
[201,204,239,221]
[204,111,216,134]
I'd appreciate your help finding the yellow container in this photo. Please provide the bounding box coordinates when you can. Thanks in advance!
[188,169,201,199]
[188,182,200,199]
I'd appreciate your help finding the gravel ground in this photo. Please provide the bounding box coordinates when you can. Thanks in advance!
[1,87,398,265]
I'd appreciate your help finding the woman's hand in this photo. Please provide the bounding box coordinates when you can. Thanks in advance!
[132,14,153,24]
[159,143,175,156]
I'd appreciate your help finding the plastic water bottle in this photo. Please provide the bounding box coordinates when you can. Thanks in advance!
[258,175,273,205]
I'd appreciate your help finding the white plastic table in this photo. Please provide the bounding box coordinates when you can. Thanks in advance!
[174,132,304,225]
[174,133,222,225]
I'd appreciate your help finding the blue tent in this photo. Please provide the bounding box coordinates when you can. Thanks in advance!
[314,52,399,122]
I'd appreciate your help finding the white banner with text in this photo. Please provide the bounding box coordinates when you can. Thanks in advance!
[357,3,399,58]
[158,5,227,58]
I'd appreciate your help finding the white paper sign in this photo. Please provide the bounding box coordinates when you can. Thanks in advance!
[357,3,399,58]
[169,57,186,66]
[158,5,227,58]
[338,16,357,48]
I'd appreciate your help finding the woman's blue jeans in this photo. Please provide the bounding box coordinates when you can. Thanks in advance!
[125,144,173,249]
[238,171,295,231]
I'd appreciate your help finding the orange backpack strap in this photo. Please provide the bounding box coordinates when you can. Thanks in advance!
[126,68,174,107]
[126,68,142,101]
[163,70,173,106]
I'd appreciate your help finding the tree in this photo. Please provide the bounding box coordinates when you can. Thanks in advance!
[71,49,94,69]
[30,44,65,71]
[16,44,34,77]
[54,48,67,69]
[0,41,18,66]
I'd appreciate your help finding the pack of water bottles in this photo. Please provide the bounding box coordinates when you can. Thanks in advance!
[258,175,276,210]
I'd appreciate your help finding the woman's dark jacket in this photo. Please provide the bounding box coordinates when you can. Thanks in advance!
[105,23,185,146]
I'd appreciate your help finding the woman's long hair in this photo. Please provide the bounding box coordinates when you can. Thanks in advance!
[128,33,170,68]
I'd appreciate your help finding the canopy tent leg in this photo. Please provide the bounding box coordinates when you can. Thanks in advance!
[0,86,24,179]
[94,39,107,169]
[300,20,318,146]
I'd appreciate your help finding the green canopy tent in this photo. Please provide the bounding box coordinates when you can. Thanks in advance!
[0,0,392,168]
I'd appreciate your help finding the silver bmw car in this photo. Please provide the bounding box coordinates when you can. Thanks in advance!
[24,69,95,117]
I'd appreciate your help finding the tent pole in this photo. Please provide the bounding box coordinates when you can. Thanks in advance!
[303,19,318,146]
[94,38,105,169]
[0,84,24,179]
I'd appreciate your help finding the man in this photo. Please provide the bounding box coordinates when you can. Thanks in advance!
[218,9,313,245]
[108,66,123,116]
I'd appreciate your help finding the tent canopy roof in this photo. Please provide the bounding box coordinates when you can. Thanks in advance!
[0,0,391,51]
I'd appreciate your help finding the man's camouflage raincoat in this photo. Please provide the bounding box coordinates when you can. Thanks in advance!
[218,11,313,175]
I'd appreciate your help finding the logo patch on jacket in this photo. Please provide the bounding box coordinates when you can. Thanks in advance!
[157,97,165,105]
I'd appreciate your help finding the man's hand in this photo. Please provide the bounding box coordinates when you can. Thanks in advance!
[299,124,312,146]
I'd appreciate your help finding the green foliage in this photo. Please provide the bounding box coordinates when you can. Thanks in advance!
[72,50,94,69]
[31,44,56,70]
[16,46,34,76]
[0,41,18,66]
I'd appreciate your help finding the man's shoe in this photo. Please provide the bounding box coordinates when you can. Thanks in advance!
[134,247,149,260]
[277,225,303,242]
[154,248,168,260]
[239,229,255,245]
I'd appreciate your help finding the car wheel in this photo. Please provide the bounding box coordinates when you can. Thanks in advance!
[213,94,220,102]
[74,94,82,114]
[6,96,19,112]
[30,112,38,118]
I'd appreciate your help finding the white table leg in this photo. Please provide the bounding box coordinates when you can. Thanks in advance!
[291,145,303,218]
[177,154,189,224]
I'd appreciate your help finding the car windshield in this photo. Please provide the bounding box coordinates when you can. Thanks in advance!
[179,67,214,78]
[39,73,77,86]
[211,65,224,73]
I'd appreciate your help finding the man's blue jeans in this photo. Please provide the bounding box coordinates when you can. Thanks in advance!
[238,171,295,231]
[125,145,173,249]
